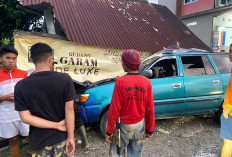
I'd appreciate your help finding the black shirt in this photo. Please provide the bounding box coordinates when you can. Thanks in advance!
[15,71,75,151]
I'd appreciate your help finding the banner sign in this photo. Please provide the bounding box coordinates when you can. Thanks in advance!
[15,35,153,82]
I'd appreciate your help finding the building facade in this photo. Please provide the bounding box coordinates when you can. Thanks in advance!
[149,0,177,15]
[151,0,232,52]
[180,0,232,52]
[180,0,214,16]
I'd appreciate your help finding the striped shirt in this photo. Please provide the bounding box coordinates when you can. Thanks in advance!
[0,68,28,123]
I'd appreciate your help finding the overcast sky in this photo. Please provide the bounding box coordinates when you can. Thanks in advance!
[149,0,158,4]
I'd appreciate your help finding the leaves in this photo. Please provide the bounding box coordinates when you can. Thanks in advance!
[0,0,43,45]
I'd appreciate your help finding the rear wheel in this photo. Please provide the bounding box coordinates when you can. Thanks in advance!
[100,110,108,137]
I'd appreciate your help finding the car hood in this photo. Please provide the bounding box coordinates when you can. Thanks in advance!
[73,77,116,94]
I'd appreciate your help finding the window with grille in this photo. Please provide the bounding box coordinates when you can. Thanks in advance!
[184,0,198,5]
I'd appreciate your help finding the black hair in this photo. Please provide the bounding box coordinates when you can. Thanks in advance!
[230,43,232,47]
[0,45,18,57]
[30,43,52,64]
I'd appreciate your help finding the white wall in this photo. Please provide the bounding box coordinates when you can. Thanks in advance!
[149,0,177,15]
[181,10,231,50]
[182,14,214,48]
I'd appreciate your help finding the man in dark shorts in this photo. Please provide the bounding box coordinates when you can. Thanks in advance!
[14,43,75,156]
[105,49,155,157]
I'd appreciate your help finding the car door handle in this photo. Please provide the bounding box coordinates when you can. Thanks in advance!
[212,80,220,85]
[172,83,181,88]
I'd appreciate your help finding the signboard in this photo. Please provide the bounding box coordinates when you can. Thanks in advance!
[15,35,153,82]
[213,31,219,52]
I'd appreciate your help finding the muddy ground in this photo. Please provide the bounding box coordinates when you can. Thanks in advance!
[75,115,223,157]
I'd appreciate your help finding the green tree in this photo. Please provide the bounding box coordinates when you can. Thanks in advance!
[0,0,42,45]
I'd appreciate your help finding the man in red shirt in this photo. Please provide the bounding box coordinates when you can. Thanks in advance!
[105,49,155,157]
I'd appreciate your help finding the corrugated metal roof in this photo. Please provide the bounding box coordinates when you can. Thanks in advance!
[20,0,211,52]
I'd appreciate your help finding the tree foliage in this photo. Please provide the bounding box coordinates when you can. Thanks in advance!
[0,0,42,45]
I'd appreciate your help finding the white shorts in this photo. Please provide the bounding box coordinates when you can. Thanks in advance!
[0,121,29,139]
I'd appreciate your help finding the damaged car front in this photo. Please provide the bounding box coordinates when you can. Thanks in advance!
[75,54,161,136]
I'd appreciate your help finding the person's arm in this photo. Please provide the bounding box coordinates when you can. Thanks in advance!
[65,100,75,155]
[0,93,14,103]
[223,78,232,119]
[15,82,66,130]
[19,110,66,131]
[105,80,122,143]
[223,106,232,119]
[145,82,155,138]
[63,75,76,155]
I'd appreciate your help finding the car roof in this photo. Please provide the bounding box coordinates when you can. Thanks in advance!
[160,48,228,56]
[143,43,229,63]
[149,43,228,56]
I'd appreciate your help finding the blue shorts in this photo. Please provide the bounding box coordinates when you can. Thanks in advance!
[220,114,232,141]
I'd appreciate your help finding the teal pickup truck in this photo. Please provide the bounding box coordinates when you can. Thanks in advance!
[74,48,231,136]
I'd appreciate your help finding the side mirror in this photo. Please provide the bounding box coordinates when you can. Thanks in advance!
[142,69,153,78]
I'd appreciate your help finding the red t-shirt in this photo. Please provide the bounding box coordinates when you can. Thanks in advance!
[107,73,155,134]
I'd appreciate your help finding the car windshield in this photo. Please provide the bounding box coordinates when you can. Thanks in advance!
[139,56,160,73]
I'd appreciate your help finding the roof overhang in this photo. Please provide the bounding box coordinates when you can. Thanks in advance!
[18,0,211,52]
[17,2,52,15]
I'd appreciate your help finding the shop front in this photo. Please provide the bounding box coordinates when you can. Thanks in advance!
[213,10,232,52]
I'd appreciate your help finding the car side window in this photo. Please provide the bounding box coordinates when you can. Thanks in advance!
[211,54,230,74]
[181,56,216,77]
[149,58,178,79]
[202,56,216,75]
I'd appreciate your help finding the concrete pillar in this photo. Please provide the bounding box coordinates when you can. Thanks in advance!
[44,7,56,35]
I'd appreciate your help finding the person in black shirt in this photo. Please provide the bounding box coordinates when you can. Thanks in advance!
[14,43,75,156]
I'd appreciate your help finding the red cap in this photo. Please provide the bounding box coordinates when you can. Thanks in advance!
[122,49,141,70]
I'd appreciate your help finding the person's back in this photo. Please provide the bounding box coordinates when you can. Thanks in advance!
[15,71,73,150]
[110,74,153,126]
[15,43,75,156]
[105,49,155,157]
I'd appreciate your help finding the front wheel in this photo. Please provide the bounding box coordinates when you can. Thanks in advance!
[100,110,108,137]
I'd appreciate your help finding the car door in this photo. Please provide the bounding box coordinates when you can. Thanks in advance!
[210,54,231,92]
[180,55,224,113]
[144,56,186,117]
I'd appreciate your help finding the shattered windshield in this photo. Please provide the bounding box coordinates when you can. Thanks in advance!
[139,56,160,73]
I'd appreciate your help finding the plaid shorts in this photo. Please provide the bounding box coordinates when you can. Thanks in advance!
[220,114,232,141]
[32,140,74,157]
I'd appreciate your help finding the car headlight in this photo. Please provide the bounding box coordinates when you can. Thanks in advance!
[79,94,90,103]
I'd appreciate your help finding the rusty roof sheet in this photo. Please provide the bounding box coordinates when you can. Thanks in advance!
[20,0,211,52]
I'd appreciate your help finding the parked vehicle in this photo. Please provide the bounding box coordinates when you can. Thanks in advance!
[74,48,231,136]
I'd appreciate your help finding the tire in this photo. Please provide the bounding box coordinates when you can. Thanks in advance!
[215,103,223,122]
[100,110,108,137]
